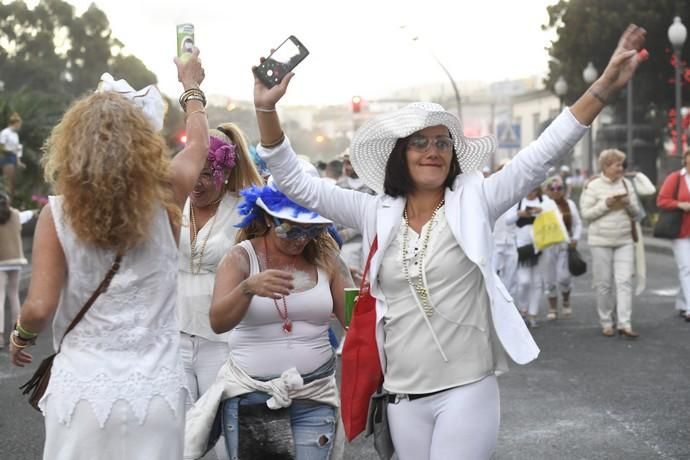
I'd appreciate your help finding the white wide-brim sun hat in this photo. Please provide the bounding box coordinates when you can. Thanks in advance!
[350,102,497,194]
[255,196,332,225]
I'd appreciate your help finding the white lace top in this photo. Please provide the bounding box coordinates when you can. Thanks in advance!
[42,196,186,428]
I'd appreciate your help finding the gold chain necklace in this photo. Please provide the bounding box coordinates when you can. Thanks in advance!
[402,200,444,317]
[189,199,221,274]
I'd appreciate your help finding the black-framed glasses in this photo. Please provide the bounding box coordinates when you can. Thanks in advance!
[407,135,453,153]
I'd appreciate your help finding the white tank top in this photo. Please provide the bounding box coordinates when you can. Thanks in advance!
[45,196,186,427]
[229,240,333,377]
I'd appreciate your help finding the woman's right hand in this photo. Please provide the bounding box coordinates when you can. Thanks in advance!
[677,202,690,212]
[174,47,205,90]
[245,269,294,299]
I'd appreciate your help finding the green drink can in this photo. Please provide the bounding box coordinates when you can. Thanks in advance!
[176,23,195,60]
[344,287,359,327]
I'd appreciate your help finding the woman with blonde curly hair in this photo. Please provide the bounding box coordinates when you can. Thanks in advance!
[184,183,354,460]
[10,50,208,459]
[177,122,262,460]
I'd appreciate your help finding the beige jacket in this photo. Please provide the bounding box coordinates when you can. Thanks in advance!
[579,175,641,247]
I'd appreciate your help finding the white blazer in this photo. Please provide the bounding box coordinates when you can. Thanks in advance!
[259,108,587,368]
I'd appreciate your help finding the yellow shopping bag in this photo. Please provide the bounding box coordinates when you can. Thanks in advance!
[532,210,568,250]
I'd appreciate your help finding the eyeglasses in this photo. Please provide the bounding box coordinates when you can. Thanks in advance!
[273,217,326,240]
[407,135,454,153]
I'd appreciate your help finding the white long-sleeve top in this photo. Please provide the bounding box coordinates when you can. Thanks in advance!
[260,108,587,369]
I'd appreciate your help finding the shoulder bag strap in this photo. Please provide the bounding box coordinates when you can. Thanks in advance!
[57,253,123,351]
[359,237,378,295]
[675,171,682,200]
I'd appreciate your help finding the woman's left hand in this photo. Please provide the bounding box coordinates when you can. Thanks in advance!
[252,54,294,110]
[596,25,647,95]
[10,341,33,367]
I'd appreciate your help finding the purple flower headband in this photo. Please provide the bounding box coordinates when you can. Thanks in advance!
[208,136,237,185]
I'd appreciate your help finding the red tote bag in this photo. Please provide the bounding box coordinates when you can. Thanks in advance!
[340,237,383,441]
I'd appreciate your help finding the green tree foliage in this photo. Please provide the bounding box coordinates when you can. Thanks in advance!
[544,0,690,120]
[0,0,161,207]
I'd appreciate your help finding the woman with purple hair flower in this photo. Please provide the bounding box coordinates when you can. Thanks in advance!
[177,123,263,460]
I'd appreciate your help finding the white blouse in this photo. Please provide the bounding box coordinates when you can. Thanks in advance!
[177,193,242,341]
[379,208,508,394]
[46,196,185,427]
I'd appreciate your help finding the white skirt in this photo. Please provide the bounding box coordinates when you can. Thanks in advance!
[43,391,185,460]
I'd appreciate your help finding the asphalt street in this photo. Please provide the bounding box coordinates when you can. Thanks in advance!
[0,236,688,459]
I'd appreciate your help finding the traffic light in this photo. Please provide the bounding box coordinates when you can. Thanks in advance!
[351,96,362,114]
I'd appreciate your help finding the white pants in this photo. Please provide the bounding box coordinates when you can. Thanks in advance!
[387,376,499,460]
[493,244,518,298]
[44,392,185,460]
[0,269,21,339]
[672,238,690,314]
[591,244,634,329]
[516,258,544,316]
[179,333,230,460]
[542,243,572,297]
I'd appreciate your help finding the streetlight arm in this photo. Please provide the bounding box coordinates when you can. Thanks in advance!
[429,53,463,123]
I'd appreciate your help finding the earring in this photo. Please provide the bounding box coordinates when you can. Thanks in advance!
[224,179,229,185]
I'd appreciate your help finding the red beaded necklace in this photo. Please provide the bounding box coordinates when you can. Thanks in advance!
[263,236,296,334]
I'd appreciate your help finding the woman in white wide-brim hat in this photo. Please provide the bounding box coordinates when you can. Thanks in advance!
[251,26,647,460]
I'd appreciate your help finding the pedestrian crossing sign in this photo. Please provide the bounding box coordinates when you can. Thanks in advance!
[497,123,521,149]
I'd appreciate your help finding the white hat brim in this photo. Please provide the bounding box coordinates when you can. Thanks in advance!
[256,197,332,225]
[350,102,497,194]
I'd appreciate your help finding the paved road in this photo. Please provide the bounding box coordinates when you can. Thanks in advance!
[1,237,688,459]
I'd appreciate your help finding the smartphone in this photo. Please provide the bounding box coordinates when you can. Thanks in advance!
[176,23,195,59]
[254,35,309,88]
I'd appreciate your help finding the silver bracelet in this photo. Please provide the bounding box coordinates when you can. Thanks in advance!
[255,106,276,113]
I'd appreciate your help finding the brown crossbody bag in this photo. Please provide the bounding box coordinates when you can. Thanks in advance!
[20,254,123,411]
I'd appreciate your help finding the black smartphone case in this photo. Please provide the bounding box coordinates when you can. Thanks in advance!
[254,35,309,88]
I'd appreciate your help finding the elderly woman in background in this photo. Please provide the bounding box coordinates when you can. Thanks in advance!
[657,149,690,322]
[177,123,263,460]
[543,175,582,320]
[580,149,641,338]
[10,51,208,459]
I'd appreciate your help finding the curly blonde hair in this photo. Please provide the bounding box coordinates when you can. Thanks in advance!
[213,123,264,191]
[42,92,180,252]
[235,212,339,271]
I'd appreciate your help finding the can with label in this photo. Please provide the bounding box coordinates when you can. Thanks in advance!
[176,23,195,60]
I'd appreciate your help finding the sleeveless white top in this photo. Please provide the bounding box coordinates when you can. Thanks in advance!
[177,193,242,341]
[44,196,186,427]
[228,240,333,377]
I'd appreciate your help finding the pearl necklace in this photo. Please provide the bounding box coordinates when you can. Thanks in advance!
[189,199,220,274]
[402,200,444,317]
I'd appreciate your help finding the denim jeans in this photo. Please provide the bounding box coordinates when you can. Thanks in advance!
[222,392,336,460]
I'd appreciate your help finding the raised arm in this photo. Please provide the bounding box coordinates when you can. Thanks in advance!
[169,48,209,208]
[483,25,647,221]
[251,62,375,232]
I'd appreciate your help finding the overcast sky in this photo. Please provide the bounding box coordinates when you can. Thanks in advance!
[61,0,558,105]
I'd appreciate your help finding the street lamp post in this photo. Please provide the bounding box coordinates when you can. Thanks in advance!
[554,76,567,112]
[668,16,687,159]
[583,62,598,175]
[401,26,463,123]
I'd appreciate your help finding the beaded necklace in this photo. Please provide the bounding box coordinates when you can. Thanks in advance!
[189,198,221,274]
[402,200,445,317]
[263,236,296,334]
